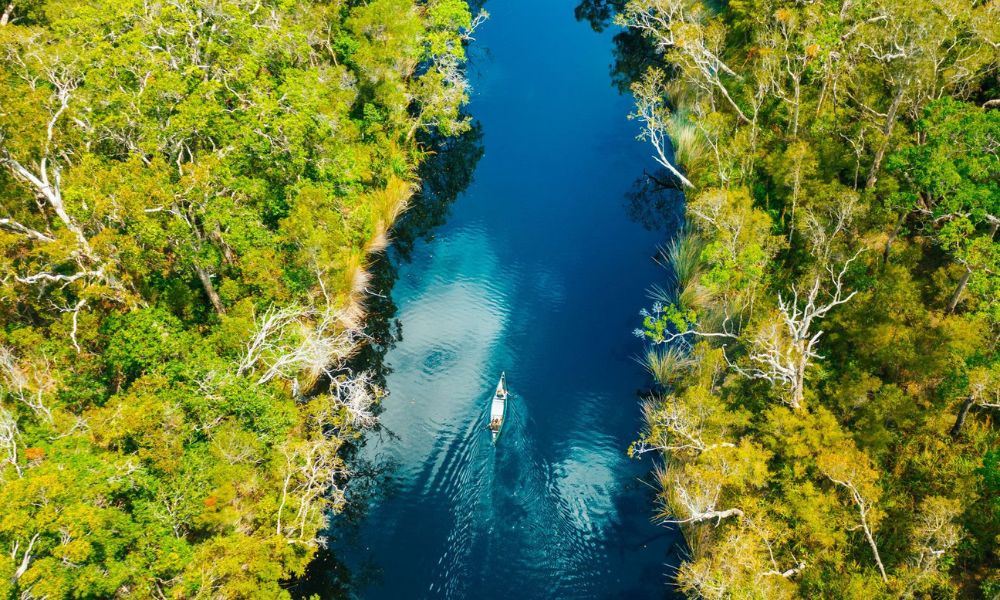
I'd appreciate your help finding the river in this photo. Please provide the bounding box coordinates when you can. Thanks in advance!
[299,1,684,597]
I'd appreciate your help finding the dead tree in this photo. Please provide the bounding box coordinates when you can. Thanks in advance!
[825,473,889,582]
[276,439,346,544]
[633,397,735,457]
[0,406,21,477]
[733,254,860,409]
[0,346,53,423]
[329,370,381,429]
[0,54,122,302]
[11,532,40,583]
[632,73,695,189]
[621,0,750,124]
[662,470,744,526]
[949,367,999,438]
[909,497,962,577]
[237,306,366,394]
[658,454,752,528]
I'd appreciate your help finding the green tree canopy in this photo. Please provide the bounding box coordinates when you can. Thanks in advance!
[618,0,999,596]
[0,0,476,596]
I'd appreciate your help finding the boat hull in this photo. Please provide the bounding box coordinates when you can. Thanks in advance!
[489,373,507,444]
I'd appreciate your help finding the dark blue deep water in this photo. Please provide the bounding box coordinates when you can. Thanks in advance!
[303,2,684,598]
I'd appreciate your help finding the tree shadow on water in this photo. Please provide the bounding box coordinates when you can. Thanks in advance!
[577,3,690,595]
[625,169,686,234]
[351,121,485,387]
[288,121,484,599]
[573,0,686,236]
[575,0,660,94]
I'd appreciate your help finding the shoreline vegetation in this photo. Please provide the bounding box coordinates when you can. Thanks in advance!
[0,0,479,597]
[615,0,999,597]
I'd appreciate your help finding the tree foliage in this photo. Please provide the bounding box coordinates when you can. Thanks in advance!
[0,0,476,596]
[618,0,999,596]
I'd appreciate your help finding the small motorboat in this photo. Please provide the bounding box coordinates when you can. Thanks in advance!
[488,372,508,444]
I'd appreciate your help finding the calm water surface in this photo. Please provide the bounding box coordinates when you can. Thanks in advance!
[314,2,683,597]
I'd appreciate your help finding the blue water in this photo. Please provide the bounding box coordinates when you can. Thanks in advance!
[315,2,683,597]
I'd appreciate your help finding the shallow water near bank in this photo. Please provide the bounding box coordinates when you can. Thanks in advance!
[305,2,684,597]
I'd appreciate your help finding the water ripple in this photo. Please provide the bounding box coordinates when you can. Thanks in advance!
[313,0,686,594]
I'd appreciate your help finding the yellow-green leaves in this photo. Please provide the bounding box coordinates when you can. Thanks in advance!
[626,0,997,595]
[0,0,473,596]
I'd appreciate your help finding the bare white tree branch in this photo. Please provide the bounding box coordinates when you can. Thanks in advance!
[0,406,22,477]
[0,346,53,423]
[824,473,888,582]
[731,251,862,409]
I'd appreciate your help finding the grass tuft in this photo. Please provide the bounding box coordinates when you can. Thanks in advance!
[653,230,709,312]
[642,346,691,387]
[666,112,706,171]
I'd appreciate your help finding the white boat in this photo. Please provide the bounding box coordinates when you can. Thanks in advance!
[488,372,508,444]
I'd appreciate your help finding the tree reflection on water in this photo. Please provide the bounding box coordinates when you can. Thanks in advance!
[575,0,659,94]
[575,0,686,236]
[289,120,484,599]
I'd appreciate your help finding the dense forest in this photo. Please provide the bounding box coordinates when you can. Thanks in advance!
[2,0,997,596]
[0,0,477,597]
[616,0,999,597]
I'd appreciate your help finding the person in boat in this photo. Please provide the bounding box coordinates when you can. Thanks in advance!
[489,417,501,431]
